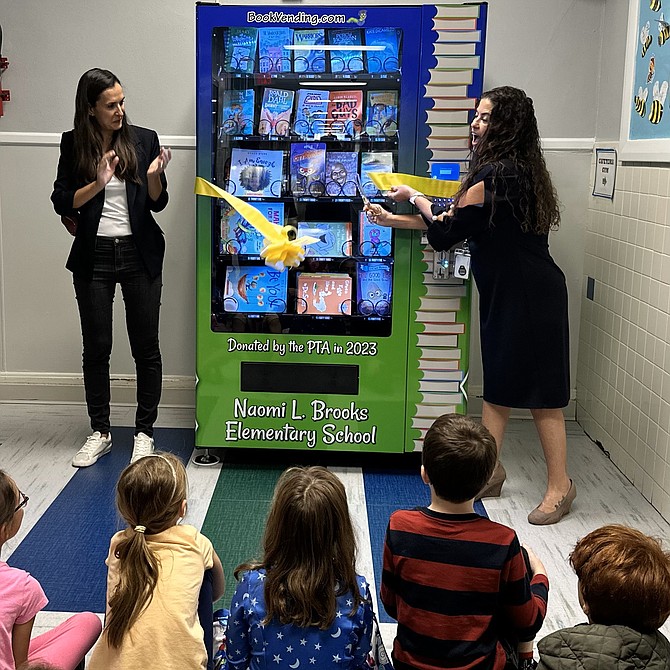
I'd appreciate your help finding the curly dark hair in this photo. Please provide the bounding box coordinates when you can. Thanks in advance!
[456,86,560,234]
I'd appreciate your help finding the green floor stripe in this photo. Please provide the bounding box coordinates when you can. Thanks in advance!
[201,463,284,608]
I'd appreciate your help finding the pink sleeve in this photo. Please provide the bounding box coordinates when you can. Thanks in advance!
[16,572,48,625]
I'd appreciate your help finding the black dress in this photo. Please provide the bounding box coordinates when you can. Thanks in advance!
[424,162,569,409]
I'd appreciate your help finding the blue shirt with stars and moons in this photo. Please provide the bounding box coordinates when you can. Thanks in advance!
[227,568,373,669]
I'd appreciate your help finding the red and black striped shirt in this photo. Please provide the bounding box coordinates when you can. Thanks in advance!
[380,508,549,670]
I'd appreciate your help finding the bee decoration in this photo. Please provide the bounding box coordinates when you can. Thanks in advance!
[635,86,649,116]
[651,0,662,12]
[658,14,670,45]
[648,55,656,83]
[642,21,653,56]
[649,79,668,124]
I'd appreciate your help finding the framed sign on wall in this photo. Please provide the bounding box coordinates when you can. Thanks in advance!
[621,0,670,160]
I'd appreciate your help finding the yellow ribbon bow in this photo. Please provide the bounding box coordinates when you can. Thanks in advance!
[194,177,317,271]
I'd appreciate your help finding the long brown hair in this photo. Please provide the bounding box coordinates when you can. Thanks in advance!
[0,470,17,541]
[104,453,187,648]
[72,68,140,185]
[235,466,362,629]
[457,86,560,234]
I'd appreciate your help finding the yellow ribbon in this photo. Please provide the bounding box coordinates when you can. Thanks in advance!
[194,177,317,271]
[368,172,461,198]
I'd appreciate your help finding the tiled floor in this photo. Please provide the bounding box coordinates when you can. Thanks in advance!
[1,401,669,661]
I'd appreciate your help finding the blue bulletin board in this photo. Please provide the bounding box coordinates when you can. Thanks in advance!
[622,0,670,159]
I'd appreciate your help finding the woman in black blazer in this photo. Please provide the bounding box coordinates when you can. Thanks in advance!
[51,68,171,467]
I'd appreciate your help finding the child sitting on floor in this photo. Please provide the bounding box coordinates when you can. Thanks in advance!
[227,466,374,670]
[0,470,102,670]
[88,453,225,670]
[381,413,549,670]
[537,524,670,669]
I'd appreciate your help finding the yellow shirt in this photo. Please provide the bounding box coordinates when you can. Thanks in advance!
[88,524,214,670]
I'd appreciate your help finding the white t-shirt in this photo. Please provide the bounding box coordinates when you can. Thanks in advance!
[97,175,132,237]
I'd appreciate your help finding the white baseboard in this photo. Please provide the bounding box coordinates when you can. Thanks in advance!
[0,373,195,407]
[0,375,576,419]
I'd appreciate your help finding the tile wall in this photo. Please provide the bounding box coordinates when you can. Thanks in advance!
[577,150,670,521]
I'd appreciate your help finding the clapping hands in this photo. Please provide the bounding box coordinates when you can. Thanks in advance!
[148,147,172,177]
[96,150,120,188]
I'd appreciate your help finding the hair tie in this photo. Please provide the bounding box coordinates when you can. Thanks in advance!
[134,525,146,534]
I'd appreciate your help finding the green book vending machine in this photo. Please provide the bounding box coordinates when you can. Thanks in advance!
[195,3,487,453]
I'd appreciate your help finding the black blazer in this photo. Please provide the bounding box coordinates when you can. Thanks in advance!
[51,125,169,280]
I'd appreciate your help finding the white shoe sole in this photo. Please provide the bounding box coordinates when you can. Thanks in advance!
[71,442,112,468]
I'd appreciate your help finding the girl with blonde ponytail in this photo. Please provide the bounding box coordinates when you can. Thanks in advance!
[88,453,224,669]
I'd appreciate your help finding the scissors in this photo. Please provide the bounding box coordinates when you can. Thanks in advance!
[354,174,371,207]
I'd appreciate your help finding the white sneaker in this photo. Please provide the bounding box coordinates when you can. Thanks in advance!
[131,432,155,463]
[72,431,112,467]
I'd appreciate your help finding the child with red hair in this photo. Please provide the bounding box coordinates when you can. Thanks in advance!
[538,524,670,668]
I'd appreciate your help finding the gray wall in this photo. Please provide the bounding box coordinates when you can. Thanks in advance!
[0,1,623,410]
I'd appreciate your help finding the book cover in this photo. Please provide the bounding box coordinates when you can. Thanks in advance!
[223,265,288,313]
[358,210,392,256]
[296,273,352,315]
[221,202,285,255]
[290,142,326,196]
[293,29,326,73]
[297,221,352,257]
[327,90,363,137]
[258,27,293,73]
[357,261,393,316]
[360,152,394,198]
[228,148,284,198]
[259,88,294,137]
[327,28,364,73]
[223,27,258,74]
[364,27,401,73]
[365,90,398,137]
[293,89,330,137]
[220,89,255,136]
[325,152,358,197]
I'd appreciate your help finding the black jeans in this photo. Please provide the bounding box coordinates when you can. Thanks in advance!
[73,236,162,437]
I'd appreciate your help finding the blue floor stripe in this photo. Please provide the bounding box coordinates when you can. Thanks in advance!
[363,468,487,623]
[9,427,194,613]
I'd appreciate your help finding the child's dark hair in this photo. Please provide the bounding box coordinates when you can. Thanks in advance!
[235,466,362,629]
[104,452,187,648]
[422,414,497,503]
[570,524,670,632]
[0,470,16,530]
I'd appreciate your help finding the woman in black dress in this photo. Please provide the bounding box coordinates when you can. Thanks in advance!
[366,86,575,525]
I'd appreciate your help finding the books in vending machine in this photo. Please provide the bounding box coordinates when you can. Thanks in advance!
[196,4,487,454]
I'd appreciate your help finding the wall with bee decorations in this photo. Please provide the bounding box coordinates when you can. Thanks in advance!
[575,0,670,520]
[630,0,670,138]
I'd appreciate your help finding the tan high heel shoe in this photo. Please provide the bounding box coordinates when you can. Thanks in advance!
[527,479,577,525]
[476,461,506,500]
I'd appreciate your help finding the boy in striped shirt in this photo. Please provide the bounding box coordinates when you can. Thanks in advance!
[381,414,548,670]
